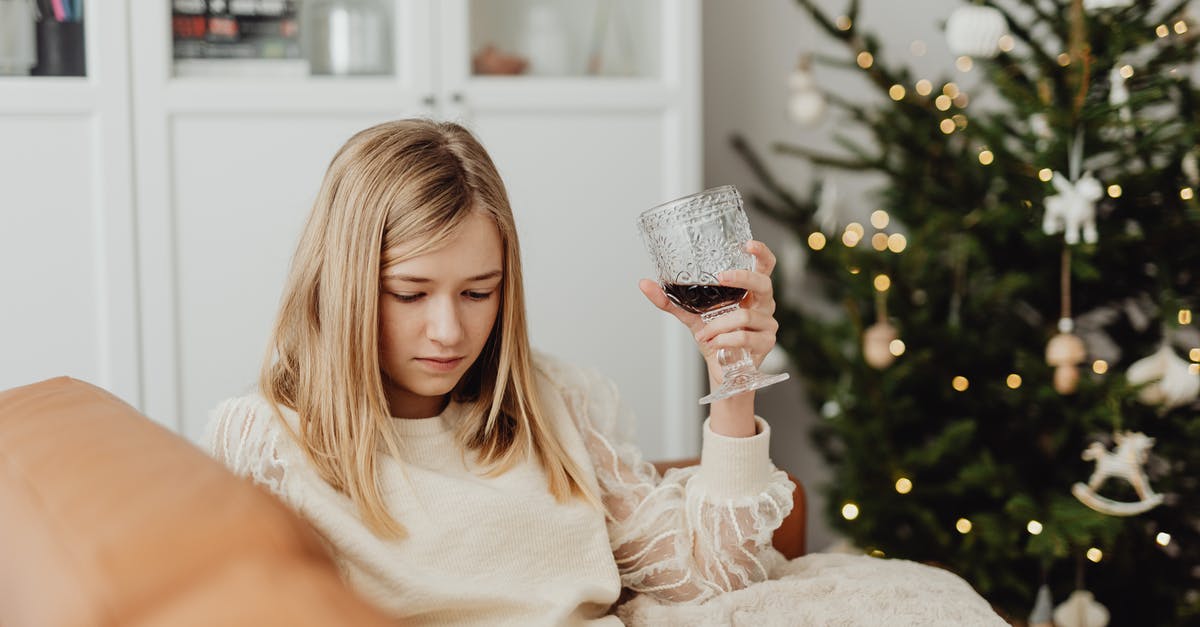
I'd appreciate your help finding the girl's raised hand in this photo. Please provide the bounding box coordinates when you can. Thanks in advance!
[638,240,780,385]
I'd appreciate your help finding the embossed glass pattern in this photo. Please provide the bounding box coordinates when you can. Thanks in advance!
[638,185,789,404]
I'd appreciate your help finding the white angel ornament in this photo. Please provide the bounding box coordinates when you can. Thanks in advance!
[1043,171,1103,244]
[1126,345,1200,409]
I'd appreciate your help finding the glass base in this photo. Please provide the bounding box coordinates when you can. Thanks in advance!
[699,371,790,405]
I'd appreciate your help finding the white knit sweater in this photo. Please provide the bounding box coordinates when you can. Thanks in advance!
[206,354,794,626]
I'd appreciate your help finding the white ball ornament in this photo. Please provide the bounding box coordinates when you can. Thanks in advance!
[787,59,827,126]
[946,5,1008,58]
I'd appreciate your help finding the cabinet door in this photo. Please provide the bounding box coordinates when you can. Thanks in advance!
[438,0,704,459]
[0,2,140,405]
[130,1,435,440]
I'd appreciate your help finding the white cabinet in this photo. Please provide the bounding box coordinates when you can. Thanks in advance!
[2,0,702,460]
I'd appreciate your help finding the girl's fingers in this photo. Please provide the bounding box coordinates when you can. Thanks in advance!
[638,279,703,333]
[717,269,776,316]
[694,307,777,344]
[704,329,777,358]
[747,240,777,275]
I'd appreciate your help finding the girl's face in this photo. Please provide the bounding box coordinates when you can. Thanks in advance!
[378,212,504,418]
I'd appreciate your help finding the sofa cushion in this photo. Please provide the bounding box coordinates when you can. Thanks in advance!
[0,377,395,627]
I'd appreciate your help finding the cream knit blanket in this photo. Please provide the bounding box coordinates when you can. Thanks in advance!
[618,552,1007,626]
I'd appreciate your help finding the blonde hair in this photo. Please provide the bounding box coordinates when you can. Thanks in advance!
[261,119,597,539]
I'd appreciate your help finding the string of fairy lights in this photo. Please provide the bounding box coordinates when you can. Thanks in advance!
[815,13,1199,563]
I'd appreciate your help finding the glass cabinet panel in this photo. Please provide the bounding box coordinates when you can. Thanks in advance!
[0,0,87,77]
[468,0,659,79]
[170,0,395,78]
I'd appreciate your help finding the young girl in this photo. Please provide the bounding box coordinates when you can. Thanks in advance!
[206,118,790,623]
[206,119,1002,626]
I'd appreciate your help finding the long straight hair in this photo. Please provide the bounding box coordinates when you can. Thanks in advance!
[260,119,598,538]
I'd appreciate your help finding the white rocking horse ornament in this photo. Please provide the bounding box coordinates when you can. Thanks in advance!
[1072,431,1164,516]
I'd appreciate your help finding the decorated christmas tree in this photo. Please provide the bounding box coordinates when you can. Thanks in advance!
[735,0,1200,623]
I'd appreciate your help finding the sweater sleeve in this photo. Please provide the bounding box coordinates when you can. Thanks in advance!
[205,395,291,499]
[562,368,794,604]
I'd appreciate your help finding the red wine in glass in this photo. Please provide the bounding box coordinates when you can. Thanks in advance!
[662,284,748,315]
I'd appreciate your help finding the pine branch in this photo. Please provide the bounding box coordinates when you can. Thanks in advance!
[729,134,811,215]
[770,141,874,171]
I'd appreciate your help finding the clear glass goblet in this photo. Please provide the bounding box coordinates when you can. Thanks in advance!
[638,185,790,404]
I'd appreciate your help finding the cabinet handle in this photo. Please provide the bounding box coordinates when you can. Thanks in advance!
[422,95,437,107]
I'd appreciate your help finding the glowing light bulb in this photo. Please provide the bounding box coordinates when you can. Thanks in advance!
[887,233,907,253]
[895,477,913,494]
[1027,520,1043,535]
[889,339,905,356]
[936,95,952,111]
[836,15,852,31]
[1057,53,1071,66]
[1108,184,1122,198]
[842,231,861,247]
[1181,188,1194,201]
[808,232,827,250]
[1157,24,1170,38]
[956,518,972,534]
[846,222,865,237]
[1038,169,1053,182]
[956,56,974,72]
[952,376,969,392]
[940,119,956,134]
[1093,360,1109,374]
[1120,65,1134,79]
[870,210,890,229]
[1181,309,1194,325]
[998,35,1015,52]
[1086,547,1103,563]
[1157,532,1172,546]
[978,150,994,166]
[1189,348,1199,362]
[842,502,860,520]
[871,233,889,251]
[915,79,933,96]
[889,84,906,100]
[857,51,874,69]
[874,274,891,292]
[1006,374,1022,389]
[1175,20,1188,34]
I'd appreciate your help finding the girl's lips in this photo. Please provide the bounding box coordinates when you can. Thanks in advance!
[416,357,464,372]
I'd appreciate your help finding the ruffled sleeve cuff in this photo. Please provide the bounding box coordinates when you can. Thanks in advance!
[697,416,772,500]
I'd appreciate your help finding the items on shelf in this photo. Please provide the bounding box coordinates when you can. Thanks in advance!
[0,0,38,76]
[305,0,392,76]
[472,44,527,76]
[3,0,87,77]
[172,0,308,77]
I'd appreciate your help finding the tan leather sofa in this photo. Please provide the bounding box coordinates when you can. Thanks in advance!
[0,377,805,627]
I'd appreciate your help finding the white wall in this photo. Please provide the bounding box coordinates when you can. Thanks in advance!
[702,0,961,551]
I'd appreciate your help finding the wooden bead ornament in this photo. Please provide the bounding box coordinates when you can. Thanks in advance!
[1046,318,1086,394]
[863,321,898,369]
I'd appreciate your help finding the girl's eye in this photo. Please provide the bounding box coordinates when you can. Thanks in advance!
[391,293,423,303]
[465,291,494,301]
